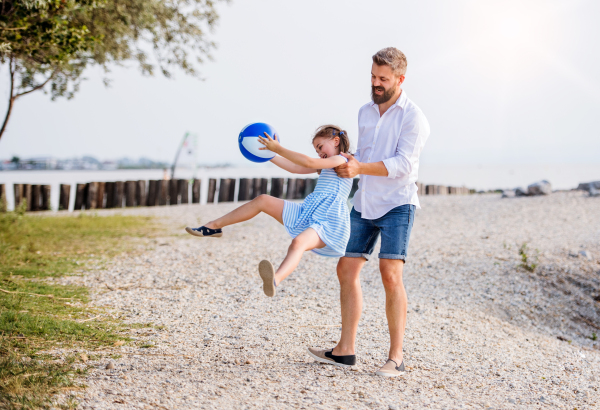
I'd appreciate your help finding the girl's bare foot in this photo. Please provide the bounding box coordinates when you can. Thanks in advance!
[258,260,276,297]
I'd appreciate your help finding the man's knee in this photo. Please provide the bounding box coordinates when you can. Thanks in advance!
[337,258,362,285]
[380,260,404,289]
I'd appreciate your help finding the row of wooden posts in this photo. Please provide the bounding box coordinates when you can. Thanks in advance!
[0,179,473,212]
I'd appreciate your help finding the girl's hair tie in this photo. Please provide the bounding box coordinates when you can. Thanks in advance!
[339,131,344,136]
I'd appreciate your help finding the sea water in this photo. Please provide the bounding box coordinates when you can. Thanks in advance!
[0,162,598,211]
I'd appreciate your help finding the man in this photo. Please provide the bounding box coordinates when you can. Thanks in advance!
[307,47,430,377]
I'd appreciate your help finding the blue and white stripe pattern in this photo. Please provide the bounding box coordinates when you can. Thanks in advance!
[282,156,352,257]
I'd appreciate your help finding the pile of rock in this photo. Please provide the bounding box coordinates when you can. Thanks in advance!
[502,180,552,198]
[577,181,600,197]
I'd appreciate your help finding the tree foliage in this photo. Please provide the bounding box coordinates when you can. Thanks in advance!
[0,0,223,140]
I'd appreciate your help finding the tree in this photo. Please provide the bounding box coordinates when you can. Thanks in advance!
[0,0,222,142]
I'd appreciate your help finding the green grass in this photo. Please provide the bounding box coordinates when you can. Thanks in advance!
[0,208,157,408]
[519,243,538,273]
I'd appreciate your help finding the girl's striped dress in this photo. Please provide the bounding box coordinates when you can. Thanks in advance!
[282,155,352,257]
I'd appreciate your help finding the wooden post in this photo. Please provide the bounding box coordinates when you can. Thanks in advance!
[270,178,284,198]
[124,181,136,207]
[86,182,99,209]
[136,180,146,206]
[114,181,125,208]
[228,178,236,201]
[178,179,189,204]
[295,179,306,199]
[218,179,231,202]
[207,179,217,203]
[96,182,105,208]
[169,179,179,205]
[192,179,201,203]
[261,178,269,196]
[251,179,261,199]
[23,184,32,211]
[238,178,251,201]
[0,184,6,211]
[13,184,23,208]
[59,184,70,211]
[40,185,50,211]
[31,185,40,211]
[74,184,86,210]
[286,179,296,200]
[158,180,168,206]
[146,180,157,206]
[104,182,115,208]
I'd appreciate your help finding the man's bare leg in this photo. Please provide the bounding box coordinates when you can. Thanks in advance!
[380,259,407,363]
[332,257,366,356]
[205,195,284,229]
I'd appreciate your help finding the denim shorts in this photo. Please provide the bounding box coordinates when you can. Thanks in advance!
[345,204,416,261]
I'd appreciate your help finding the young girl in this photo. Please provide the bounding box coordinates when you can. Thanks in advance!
[185,125,353,297]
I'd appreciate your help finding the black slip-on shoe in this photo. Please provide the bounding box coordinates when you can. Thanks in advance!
[185,226,223,238]
[307,347,356,368]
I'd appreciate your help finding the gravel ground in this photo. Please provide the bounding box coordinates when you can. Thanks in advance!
[56,192,599,409]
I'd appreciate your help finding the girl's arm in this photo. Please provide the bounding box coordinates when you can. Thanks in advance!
[259,133,346,169]
[270,156,318,174]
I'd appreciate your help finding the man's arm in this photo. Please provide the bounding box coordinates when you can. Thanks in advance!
[334,154,387,178]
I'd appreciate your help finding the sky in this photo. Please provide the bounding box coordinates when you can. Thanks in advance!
[1,0,599,166]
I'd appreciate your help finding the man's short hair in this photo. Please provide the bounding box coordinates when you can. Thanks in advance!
[372,47,407,76]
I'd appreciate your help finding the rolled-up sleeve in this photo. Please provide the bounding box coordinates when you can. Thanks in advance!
[382,109,429,180]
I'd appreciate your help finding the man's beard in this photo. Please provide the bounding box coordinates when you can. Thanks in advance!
[371,84,398,105]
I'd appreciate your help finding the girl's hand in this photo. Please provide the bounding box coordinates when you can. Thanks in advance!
[258,132,281,153]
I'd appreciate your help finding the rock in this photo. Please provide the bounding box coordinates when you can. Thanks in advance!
[515,187,528,197]
[80,353,88,362]
[105,362,115,370]
[114,340,125,347]
[389,405,399,410]
[245,359,253,365]
[234,359,241,365]
[579,250,593,260]
[501,190,516,198]
[527,180,552,196]
[577,180,600,191]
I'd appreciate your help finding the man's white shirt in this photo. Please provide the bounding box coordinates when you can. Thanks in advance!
[353,91,430,220]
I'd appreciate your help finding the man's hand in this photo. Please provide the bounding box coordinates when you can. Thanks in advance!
[334,152,361,178]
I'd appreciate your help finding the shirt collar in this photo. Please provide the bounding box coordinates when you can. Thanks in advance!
[370,90,407,110]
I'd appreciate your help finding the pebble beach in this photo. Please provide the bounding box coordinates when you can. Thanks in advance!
[56,191,600,409]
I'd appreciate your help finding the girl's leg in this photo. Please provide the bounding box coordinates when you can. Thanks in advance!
[204,195,284,229]
[274,228,325,285]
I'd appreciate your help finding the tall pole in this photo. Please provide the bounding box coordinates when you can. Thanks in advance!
[171,132,189,179]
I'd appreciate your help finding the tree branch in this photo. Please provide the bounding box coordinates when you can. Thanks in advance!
[14,70,57,99]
